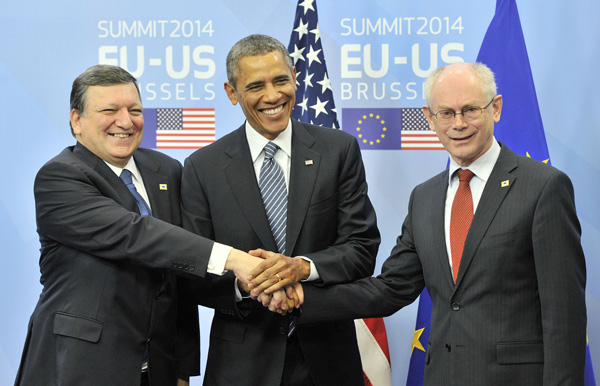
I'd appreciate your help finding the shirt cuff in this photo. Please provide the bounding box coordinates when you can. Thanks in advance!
[298,256,320,281]
[207,242,232,275]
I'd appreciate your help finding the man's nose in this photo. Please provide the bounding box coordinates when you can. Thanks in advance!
[452,112,468,128]
[115,108,134,128]
[263,84,280,102]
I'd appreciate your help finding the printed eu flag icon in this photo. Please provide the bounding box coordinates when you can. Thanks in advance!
[342,108,402,150]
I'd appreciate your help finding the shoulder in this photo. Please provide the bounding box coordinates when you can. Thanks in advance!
[135,147,182,170]
[294,120,355,142]
[292,120,359,159]
[186,125,244,163]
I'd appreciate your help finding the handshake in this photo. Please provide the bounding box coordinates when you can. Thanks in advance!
[226,248,307,315]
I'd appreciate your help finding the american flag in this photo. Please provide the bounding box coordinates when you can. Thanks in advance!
[288,2,392,386]
[287,0,338,128]
[143,108,215,149]
[401,108,444,150]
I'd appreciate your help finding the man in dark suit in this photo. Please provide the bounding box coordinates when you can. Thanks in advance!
[269,62,587,385]
[15,64,265,386]
[180,34,380,386]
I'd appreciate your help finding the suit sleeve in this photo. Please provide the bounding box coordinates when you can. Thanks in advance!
[532,171,586,384]
[301,188,425,324]
[179,156,242,315]
[303,137,381,284]
[34,159,214,276]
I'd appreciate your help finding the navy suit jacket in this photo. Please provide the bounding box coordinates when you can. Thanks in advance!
[300,143,587,386]
[181,120,380,386]
[16,143,216,386]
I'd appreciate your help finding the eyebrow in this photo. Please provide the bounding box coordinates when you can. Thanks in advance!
[243,75,290,91]
[437,101,480,110]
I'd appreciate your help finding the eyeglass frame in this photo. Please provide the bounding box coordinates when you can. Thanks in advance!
[428,96,497,123]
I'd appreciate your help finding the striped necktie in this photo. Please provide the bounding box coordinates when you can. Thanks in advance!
[259,142,287,254]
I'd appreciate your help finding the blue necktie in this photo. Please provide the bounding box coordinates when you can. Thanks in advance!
[259,142,287,255]
[120,168,152,371]
[120,169,153,217]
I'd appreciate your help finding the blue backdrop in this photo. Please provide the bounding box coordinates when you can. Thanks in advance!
[1,1,598,385]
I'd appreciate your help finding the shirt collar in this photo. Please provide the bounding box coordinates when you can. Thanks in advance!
[448,138,501,183]
[105,156,143,183]
[245,119,292,163]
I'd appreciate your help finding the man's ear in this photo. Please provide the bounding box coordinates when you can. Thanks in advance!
[224,82,238,105]
[70,109,82,135]
[422,105,435,131]
[492,95,503,123]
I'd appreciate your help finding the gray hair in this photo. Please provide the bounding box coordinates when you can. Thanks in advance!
[69,64,140,136]
[423,62,497,106]
[226,34,293,88]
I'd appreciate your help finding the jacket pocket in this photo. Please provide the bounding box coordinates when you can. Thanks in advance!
[479,229,517,248]
[53,312,103,343]
[496,341,544,364]
[210,316,247,343]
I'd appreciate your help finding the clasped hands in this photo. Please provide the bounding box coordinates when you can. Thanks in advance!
[228,248,308,315]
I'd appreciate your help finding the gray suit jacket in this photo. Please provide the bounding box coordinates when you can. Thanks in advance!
[15,143,215,386]
[181,120,380,386]
[301,143,587,386]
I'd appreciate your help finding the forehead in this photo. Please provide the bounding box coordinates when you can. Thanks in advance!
[430,68,486,107]
[237,51,291,82]
[85,83,141,106]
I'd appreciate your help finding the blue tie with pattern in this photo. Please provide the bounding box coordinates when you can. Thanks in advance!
[120,169,153,217]
[259,142,287,255]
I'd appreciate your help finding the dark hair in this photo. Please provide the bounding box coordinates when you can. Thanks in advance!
[69,64,140,136]
[226,34,293,88]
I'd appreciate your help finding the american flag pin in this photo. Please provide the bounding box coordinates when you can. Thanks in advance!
[501,180,509,187]
[159,184,168,190]
[305,160,314,165]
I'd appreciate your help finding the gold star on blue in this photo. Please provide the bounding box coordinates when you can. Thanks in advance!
[411,327,426,356]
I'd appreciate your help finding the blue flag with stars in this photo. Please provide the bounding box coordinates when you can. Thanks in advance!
[287,0,339,128]
[406,0,596,384]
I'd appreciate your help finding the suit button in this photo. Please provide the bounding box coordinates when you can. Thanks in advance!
[446,344,451,352]
[172,262,178,268]
[189,265,195,271]
[452,302,461,311]
[279,327,286,335]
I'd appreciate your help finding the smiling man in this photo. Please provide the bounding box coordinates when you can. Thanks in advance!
[180,34,380,386]
[294,62,587,385]
[15,64,267,386]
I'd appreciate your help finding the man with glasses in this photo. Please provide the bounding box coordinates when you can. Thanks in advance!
[265,62,587,385]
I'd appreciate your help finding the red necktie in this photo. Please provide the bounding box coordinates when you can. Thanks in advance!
[450,169,475,283]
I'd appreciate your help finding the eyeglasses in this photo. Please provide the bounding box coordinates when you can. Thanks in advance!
[429,97,496,124]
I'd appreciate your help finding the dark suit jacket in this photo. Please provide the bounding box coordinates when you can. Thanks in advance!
[15,143,216,386]
[300,143,587,386]
[181,120,380,386]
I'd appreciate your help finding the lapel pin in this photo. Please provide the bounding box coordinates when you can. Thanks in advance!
[305,160,314,166]
[501,180,510,188]
[159,183,168,190]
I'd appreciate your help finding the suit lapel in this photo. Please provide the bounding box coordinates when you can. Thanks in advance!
[430,171,456,290]
[73,142,139,213]
[286,121,320,255]
[454,144,518,288]
[223,127,278,251]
